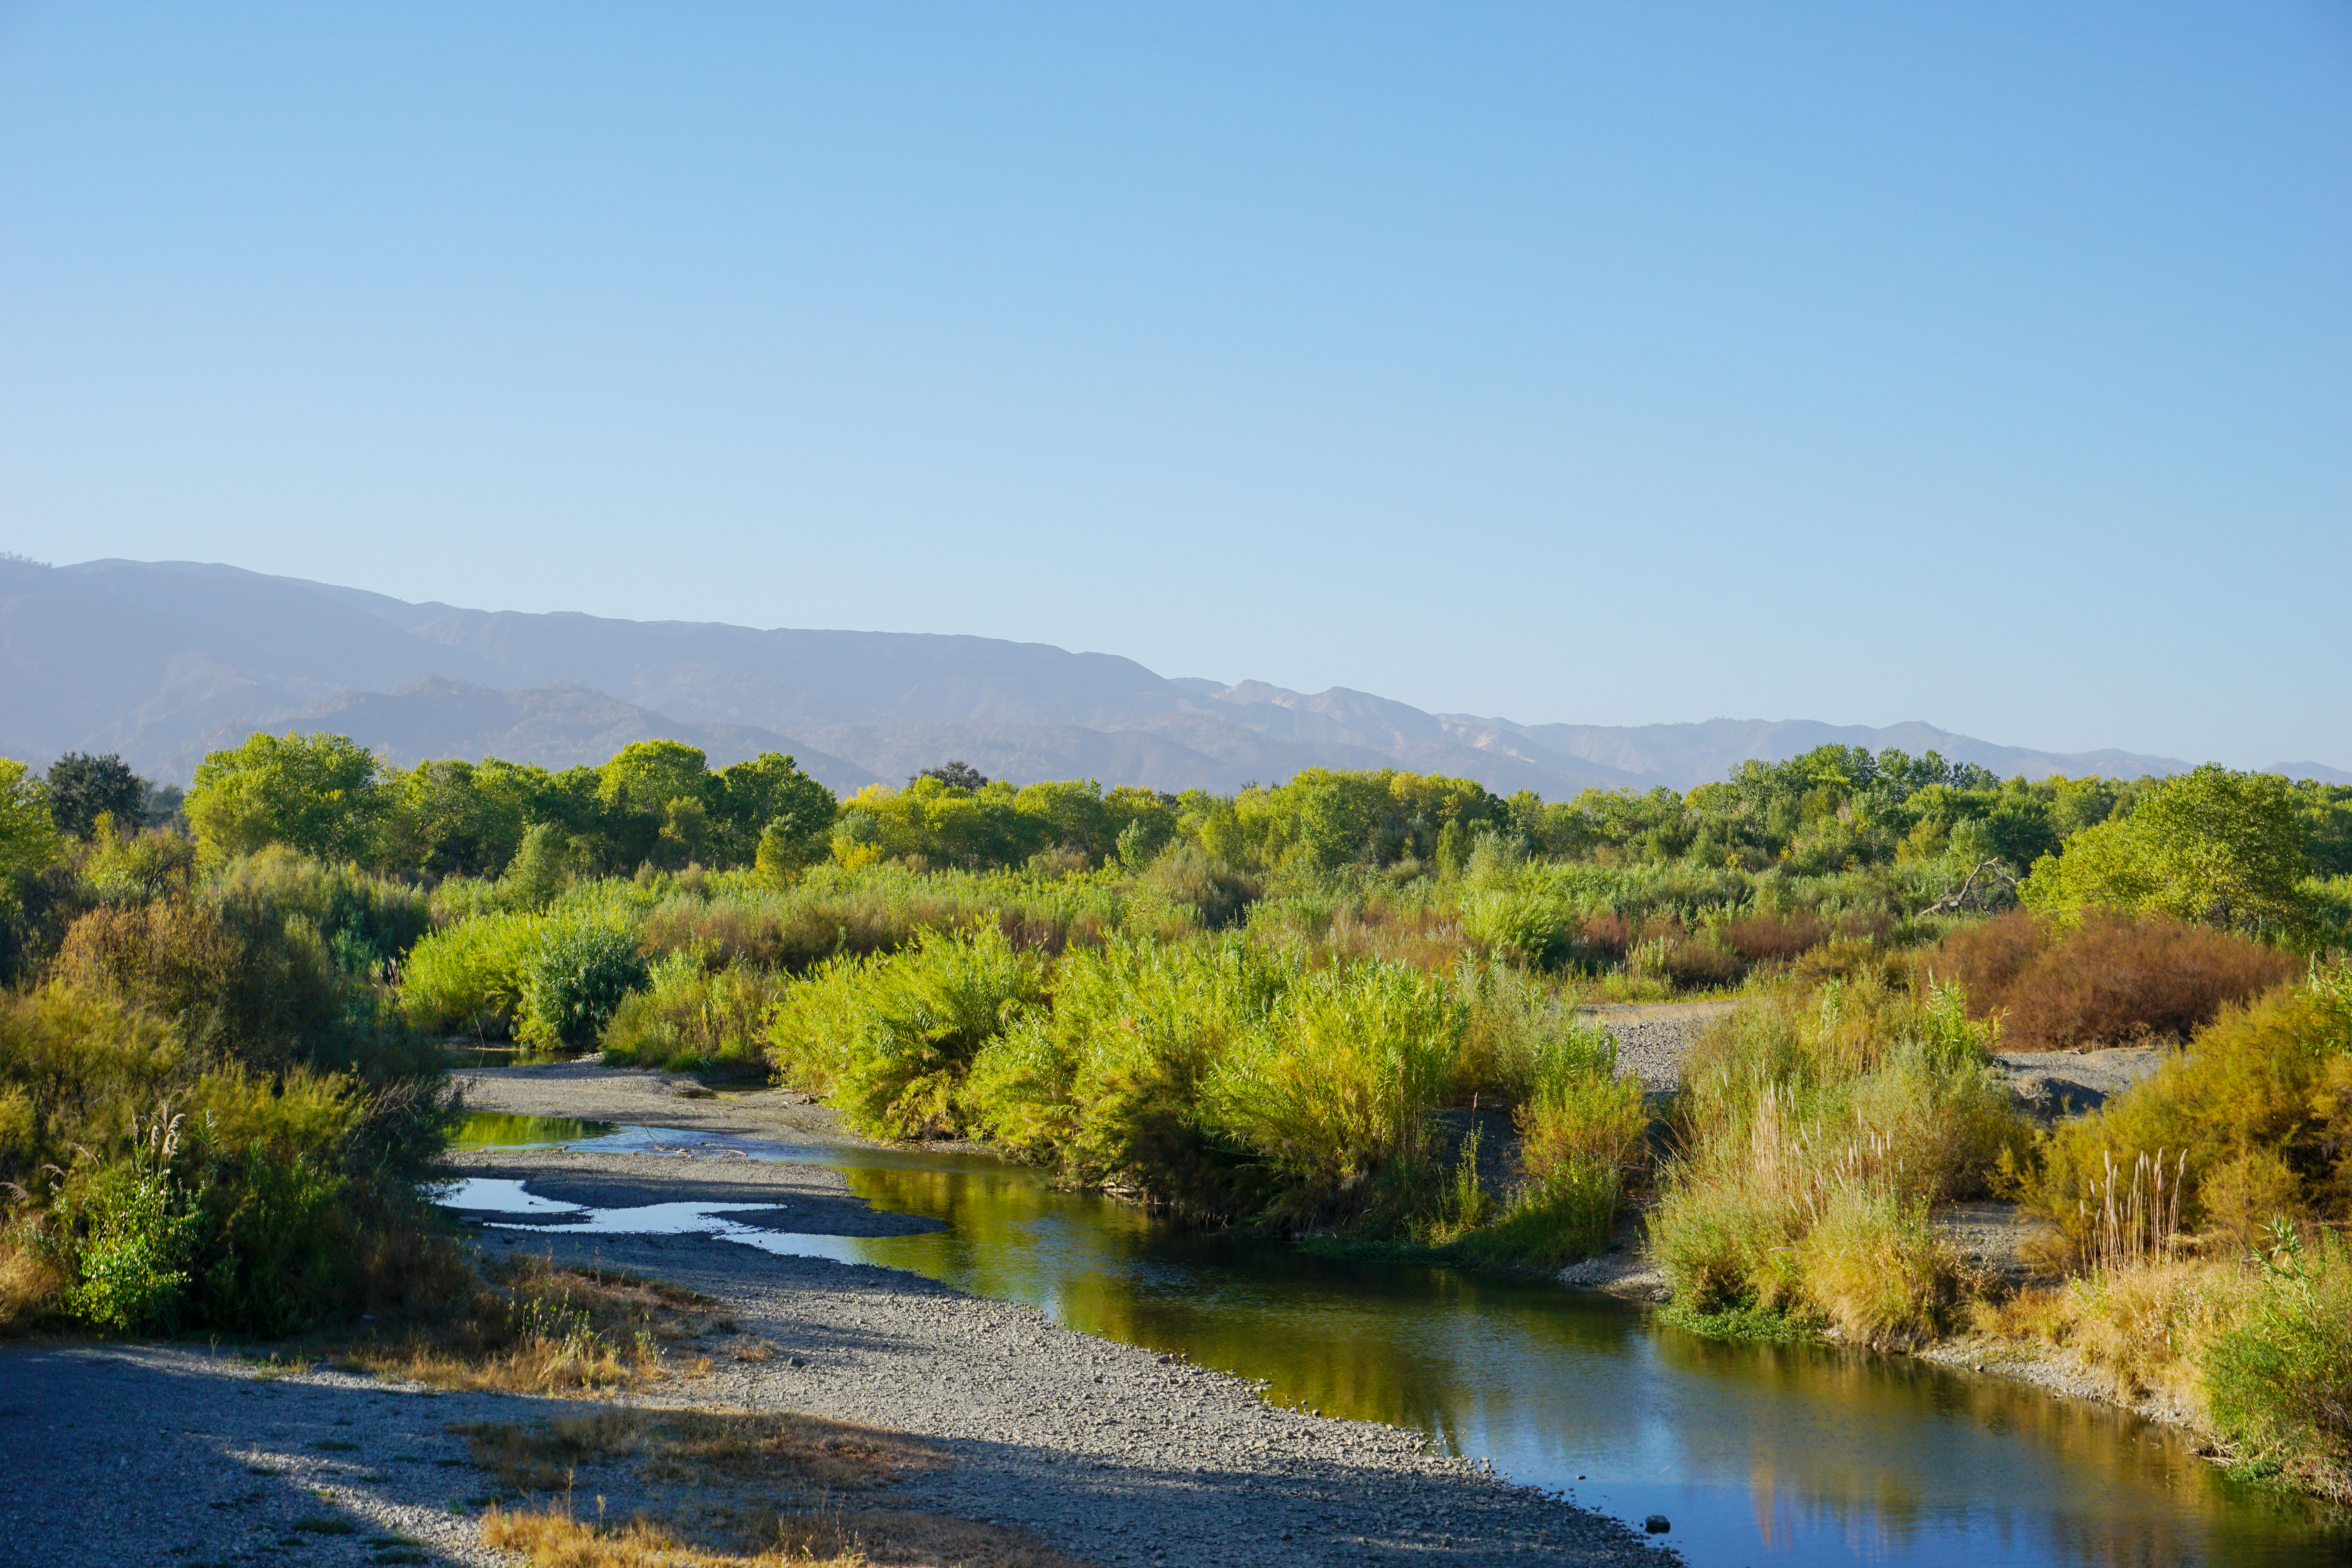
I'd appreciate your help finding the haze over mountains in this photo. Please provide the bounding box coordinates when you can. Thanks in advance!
[7,557,2335,795]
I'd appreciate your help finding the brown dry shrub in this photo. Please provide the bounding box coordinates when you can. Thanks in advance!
[1655,931,1744,990]
[1715,911,1830,965]
[54,898,244,1025]
[0,1237,64,1332]
[1569,913,1632,966]
[1929,910,2295,1051]
[1310,904,1466,975]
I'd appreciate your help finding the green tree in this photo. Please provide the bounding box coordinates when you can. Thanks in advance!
[0,759,63,894]
[185,732,386,863]
[718,753,837,867]
[44,753,147,839]
[596,740,713,869]
[382,758,524,878]
[2024,765,2308,933]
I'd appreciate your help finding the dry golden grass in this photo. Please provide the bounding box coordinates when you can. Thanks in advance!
[483,1503,1095,1568]
[0,1238,63,1334]
[337,1256,721,1394]
[470,1410,1089,1568]
[1970,1248,2253,1412]
[484,1503,867,1567]
[456,1408,939,1496]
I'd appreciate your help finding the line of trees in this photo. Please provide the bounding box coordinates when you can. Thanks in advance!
[6,735,2348,943]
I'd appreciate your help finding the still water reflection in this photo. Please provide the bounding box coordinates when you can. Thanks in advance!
[457,1118,2348,1567]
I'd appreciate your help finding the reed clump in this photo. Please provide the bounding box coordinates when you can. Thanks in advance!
[1650,974,2031,1346]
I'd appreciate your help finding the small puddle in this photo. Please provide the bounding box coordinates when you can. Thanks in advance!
[452,1114,618,1151]
[438,1117,2349,1566]
[438,1176,785,1239]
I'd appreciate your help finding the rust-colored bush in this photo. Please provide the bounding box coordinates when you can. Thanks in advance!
[54,898,246,1025]
[1928,909,2296,1051]
[1716,911,1830,965]
[1569,913,1632,966]
[1657,933,1744,989]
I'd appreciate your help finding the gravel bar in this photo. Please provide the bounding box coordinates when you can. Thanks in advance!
[9,1063,1674,1567]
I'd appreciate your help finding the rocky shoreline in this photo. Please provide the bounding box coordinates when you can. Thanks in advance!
[0,1059,1675,1567]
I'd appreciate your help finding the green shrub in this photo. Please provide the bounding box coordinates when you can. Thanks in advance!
[0,986,452,1339]
[2202,1225,2352,1500]
[965,935,1296,1210]
[60,1154,197,1334]
[400,910,542,1037]
[54,880,428,1077]
[517,923,649,1050]
[767,927,1046,1139]
[601,954,784,1074]
[2026,960,2352,1249]
[1501,1025,1648,1266]
[1201,956,1463,1224]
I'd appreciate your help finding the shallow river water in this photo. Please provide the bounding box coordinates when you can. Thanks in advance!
[450,1117,2350,1567]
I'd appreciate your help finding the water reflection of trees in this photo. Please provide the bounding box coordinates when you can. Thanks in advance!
[825,1159,2338,1568]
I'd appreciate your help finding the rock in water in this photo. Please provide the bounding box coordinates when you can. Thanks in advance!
[1644,1514,1671,1533]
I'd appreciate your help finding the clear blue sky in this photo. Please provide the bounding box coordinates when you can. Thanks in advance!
[4,4,2346,768]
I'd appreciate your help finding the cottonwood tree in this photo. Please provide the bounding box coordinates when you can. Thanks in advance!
[2023,764,2308,934]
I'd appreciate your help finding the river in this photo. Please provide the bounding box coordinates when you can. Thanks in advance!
[450,1115,2350,1567]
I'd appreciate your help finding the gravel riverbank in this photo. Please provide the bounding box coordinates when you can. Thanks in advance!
[2,1058,1674,1568]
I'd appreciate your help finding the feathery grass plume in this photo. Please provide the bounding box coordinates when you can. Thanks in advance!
[1651,974,2027,1345]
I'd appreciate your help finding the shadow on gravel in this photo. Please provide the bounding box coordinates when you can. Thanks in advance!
[0,1342,566,1566]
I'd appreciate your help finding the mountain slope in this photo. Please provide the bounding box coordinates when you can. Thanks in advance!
[0,555,2282,794]
[1441,714,2194,791]
[300,679,882,794]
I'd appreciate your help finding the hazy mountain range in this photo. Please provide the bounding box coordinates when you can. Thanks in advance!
[5,557,2342,795]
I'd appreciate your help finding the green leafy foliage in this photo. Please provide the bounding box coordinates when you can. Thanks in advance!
[517,922,650,1050]
[768,926,1047,1138]
[2024,764,2312,935]
[2201,1225,2352,1499]
[43,752,147,840]
[187,731,387,863]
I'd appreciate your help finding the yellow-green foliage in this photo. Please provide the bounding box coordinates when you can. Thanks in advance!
[603,954,785,1074]
[402,909,543,1036]
[1200,957,1463,1218]
[765,927,1047,1139]
[2203,1227,2352,1500]
[2027,960,2352,1249]
[0,758,62,893]
[1651,975,2029,1345]
[964,936,1298,1204]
